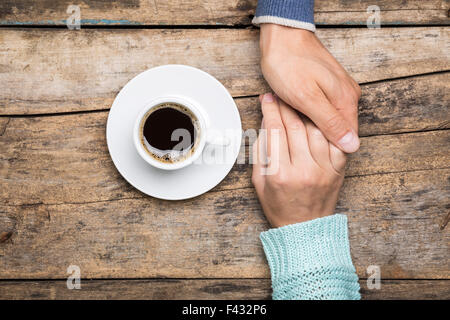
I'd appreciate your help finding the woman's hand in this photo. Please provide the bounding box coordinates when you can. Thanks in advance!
[260,24,361,153]
[252,93,347,228]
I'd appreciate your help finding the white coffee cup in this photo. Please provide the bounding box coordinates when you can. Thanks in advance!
[133,95,228,170]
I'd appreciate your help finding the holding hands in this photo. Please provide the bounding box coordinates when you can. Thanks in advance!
[252,94,346,228]
[253,24,362,226]
[251,2,362,300]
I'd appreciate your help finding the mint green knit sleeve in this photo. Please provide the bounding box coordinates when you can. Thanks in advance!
[260,214,360,300]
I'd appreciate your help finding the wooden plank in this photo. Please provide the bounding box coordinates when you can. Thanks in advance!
[0,100,449,206]
[0,279,448,300]
[0,0,448,26]
[0,168,448,279]
[0,27,448,115]
[359,280,450,300]
[315,0,450,26]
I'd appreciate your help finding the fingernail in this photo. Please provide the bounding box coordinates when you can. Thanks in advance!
[338,131,360,153]
[262,93,274,102]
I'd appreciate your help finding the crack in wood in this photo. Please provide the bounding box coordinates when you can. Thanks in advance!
[0,118,10,136]
[0,231,13,243]
[0,167,448,208]
[440,212,450,230]
[1,70,448,118]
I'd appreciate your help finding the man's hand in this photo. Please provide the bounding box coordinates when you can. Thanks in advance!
[260,24,361,153]
[252,93,346,228]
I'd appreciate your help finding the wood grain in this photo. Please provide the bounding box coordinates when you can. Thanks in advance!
[0,27,449,115]
[0,124,448,204]
[1,72,449,206]
[0,279,448,300]
[0,168,448,279]
[0,3,449,296]
[0,0,448,26]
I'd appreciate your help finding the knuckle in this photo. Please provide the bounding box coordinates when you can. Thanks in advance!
[350,78,361,95]
[342,99,358,116]
[296,83,320,102]
[307,171,330,188]
[350,90,361,103]
[309,125,323,137]
[285,119,304,131]
[324,114,346,134]
[343,85,360,104]
[329,144,348,173]
[340,78,361,104]
[268,172,290,188]
[265,120,284,131]
[351,87,361,103]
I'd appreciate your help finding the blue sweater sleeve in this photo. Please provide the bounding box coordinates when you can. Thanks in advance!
[260,214,361,300]
[252,0,315,32]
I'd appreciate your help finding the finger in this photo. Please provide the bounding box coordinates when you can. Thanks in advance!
[260,93,290,166]
[316,70,360,133]
[303,118,331,170]
[251,131,265,188]
[329,143,347,174]
[278,99,312,165]
[296,85,360,153]
[337,102,359,134]
[259,117,268,167]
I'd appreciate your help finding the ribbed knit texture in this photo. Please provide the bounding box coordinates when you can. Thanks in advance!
[260,214,360,300]
[253,0,315,32]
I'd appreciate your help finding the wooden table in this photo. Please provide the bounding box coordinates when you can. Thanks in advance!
[0,0,449,300]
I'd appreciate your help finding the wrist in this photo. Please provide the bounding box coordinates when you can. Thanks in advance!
[260,24,314,55]
[270,212,334,229]
[265,198,339,229]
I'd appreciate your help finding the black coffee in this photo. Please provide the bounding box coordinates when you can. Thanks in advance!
[140,103,199,163]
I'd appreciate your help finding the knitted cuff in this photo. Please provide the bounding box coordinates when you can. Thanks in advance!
[252,0,316,32]
[260,214,360,300]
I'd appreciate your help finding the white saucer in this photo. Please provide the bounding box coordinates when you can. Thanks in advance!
[106,65,242,200]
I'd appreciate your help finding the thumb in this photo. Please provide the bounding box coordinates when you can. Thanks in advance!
[329,143,347,174]
[299,97,360,153]
[322,112,360,153]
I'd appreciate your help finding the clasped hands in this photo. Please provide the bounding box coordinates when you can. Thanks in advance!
[252,24,361,228]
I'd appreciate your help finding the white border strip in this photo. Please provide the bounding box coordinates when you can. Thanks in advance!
[252,15,316,32]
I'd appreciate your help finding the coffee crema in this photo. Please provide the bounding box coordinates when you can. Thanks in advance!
[140,103,200,163]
